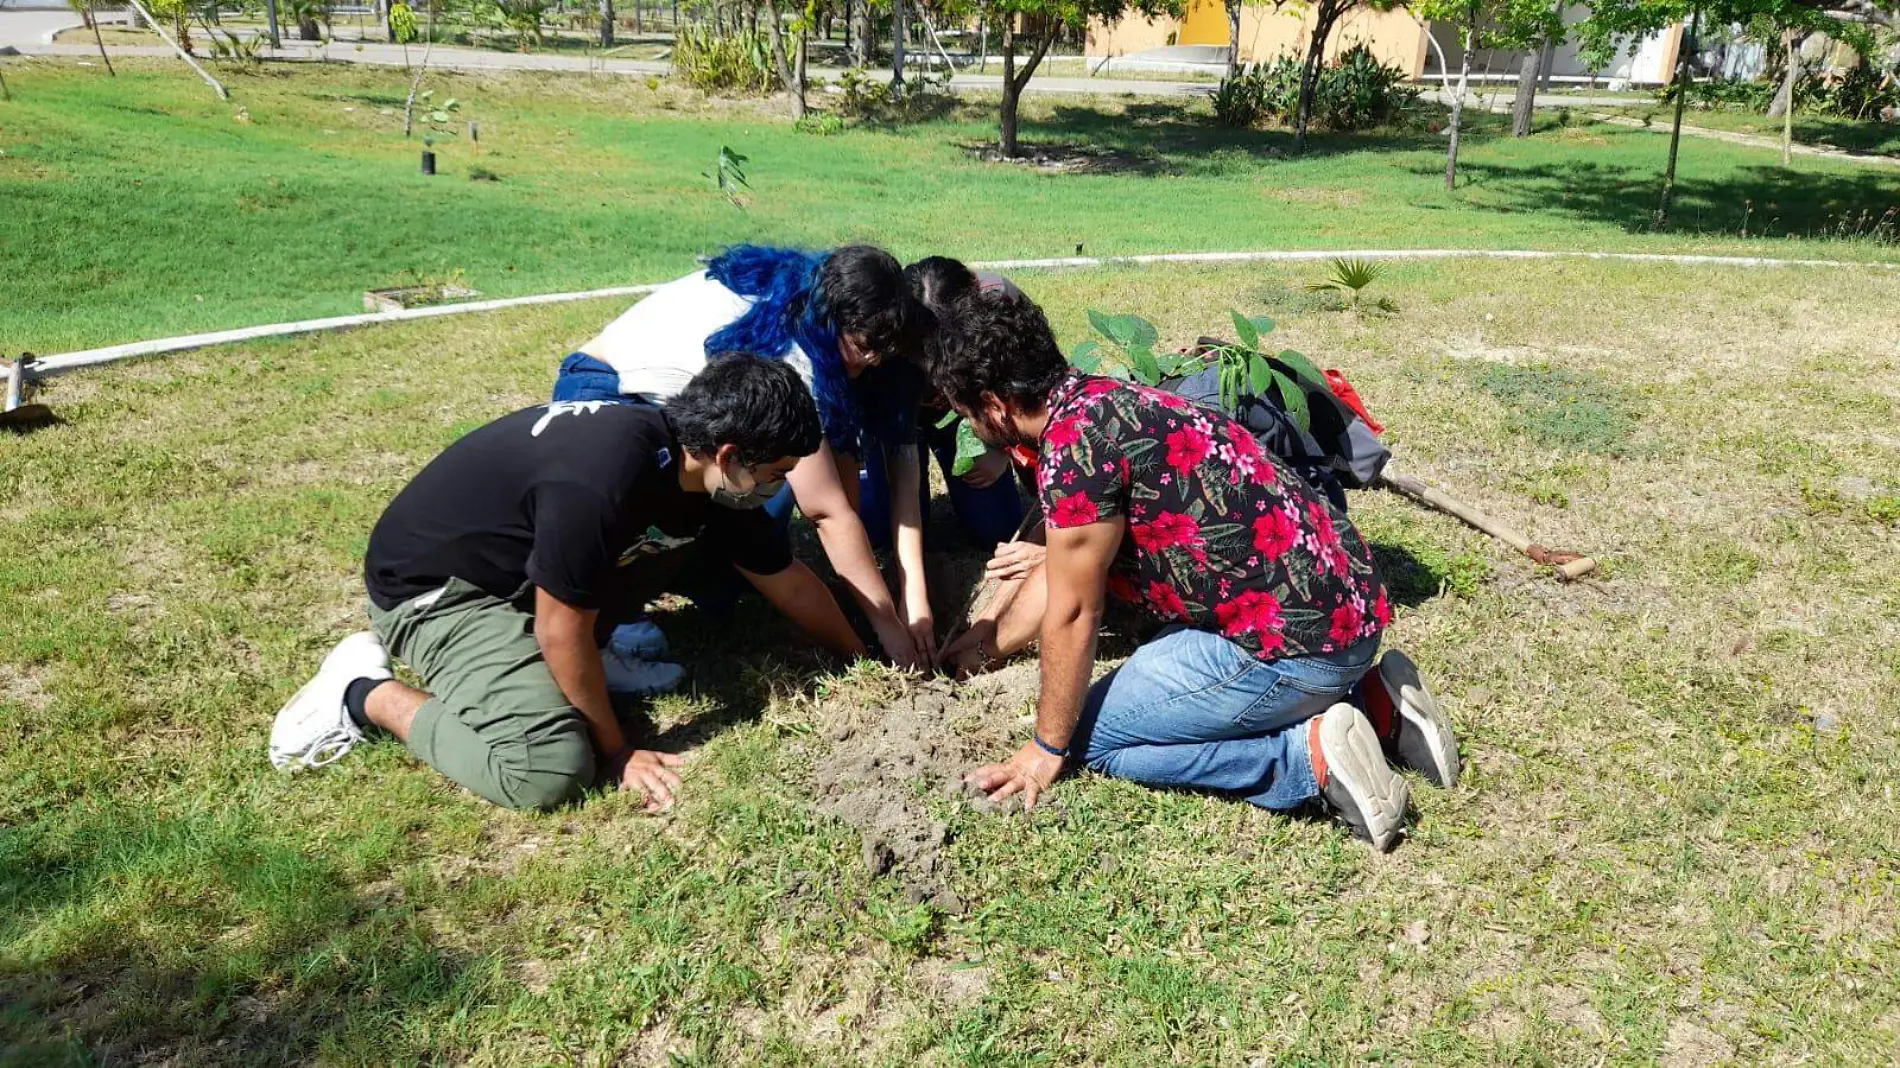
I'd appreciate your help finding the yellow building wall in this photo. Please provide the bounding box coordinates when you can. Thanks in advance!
[1089,3,1431,79]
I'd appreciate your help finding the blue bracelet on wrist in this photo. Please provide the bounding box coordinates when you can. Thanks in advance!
[1032,733,1070,758]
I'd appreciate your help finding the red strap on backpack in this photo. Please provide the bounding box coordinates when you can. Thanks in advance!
[1323,370,1384,435]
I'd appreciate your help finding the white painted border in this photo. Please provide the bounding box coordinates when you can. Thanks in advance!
[11,247,1899,408]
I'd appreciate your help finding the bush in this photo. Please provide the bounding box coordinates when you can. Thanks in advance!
[1312,45,1419,131]
[832,66,953,123]
[1212,46,1416,132]
[673,24,774,94]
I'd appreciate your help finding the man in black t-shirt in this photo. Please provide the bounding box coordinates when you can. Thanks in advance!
[270,356,867,811]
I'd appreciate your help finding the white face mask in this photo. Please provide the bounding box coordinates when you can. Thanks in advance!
[711,462,786,510]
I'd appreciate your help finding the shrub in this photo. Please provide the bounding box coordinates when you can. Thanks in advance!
[673,24,774,95]
[1212,46,1416,132]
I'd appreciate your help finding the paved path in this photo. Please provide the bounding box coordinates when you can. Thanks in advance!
[1592,112,1898,168]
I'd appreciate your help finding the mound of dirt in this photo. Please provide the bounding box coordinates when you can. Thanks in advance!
[809,661,1042,909]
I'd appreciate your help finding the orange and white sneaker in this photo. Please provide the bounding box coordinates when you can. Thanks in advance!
[1309,703,1410,852]
[1357,649,1461,789]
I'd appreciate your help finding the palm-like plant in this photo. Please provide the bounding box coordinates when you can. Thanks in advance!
[1305,258,1385,306]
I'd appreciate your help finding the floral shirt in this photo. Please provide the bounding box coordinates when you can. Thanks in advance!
[1037,373,1388,661]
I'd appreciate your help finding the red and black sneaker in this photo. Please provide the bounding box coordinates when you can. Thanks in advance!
[1356,650,1462,789]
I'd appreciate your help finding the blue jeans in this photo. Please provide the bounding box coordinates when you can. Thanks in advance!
[1074,628,1380,810]
[859,433,1027,553]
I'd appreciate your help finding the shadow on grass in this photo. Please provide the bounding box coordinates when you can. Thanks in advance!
[1431,154,1900,241]
[0,811,490,1067]
[1024,100,1449,177]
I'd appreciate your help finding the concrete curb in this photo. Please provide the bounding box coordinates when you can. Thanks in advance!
[11,247,1899,408]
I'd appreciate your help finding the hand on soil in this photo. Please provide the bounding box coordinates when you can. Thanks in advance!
[985,540,1046,582]
[941,622,999,679]
[904,597,938,670]
[872,615,925,672]
[616,749,684,813]
[964,741,1066,811]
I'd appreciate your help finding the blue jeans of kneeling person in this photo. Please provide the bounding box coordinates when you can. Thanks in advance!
[1074,628,1381,809]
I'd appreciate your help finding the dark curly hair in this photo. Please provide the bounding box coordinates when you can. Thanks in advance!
[821,245,933,364]
[929,288,1069,415]
[671,352,823,466]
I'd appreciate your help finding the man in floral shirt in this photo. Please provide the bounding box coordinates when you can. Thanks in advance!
[932,291,1459,851]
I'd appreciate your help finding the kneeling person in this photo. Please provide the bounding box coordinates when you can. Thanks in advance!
[933,294,1458,850]
[271,355,866,811]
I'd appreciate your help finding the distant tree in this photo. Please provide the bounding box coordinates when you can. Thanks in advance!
[967,0,1181,157]
[67,0,119,75]
[1508,1,1566,136]
[1581,0,1894,218]
[1289,0,1396,151]
[1414,0,1553,186]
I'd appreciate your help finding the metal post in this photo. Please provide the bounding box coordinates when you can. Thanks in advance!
[265,0,282,48]
[4,357,27,414]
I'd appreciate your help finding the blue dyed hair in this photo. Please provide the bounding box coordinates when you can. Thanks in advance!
[704,245,860,453]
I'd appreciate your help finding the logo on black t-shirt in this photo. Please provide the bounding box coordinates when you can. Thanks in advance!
[531,401,611,437]
[616,524,697,566]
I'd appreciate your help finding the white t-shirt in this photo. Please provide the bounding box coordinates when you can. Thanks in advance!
[579,270,815,402]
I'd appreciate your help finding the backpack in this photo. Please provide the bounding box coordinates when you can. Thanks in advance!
[1162,339,1390,511]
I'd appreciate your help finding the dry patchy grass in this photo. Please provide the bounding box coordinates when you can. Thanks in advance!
[3,258,1898,1065]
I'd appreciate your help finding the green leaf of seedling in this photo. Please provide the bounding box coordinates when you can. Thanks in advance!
[1274,348,1328,390]
[1246,315,1276,341]
[1127,315,1159,351]
[1249,353,1274,397]
[1130,347,1162,386]
[1087,309,1125,346]
[1230,310,1260,350]
[951,420,988,477]
[1069,339,1103,373]
[1274,371,1311,434]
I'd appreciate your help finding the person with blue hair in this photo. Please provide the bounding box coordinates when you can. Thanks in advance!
[553,244,940,673]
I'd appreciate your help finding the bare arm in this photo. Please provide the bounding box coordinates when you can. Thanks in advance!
[534,587,681,810]
[884,441,935,666]
[964,517,1123,808]
[787,442,921,669]
[740,560,870,660]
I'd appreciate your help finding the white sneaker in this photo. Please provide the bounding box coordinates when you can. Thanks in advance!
[1365,649,1462,789]
[607,619,669,662]
[601,650,684,696]
[269,632,391,770]
[1311,703,1410,852]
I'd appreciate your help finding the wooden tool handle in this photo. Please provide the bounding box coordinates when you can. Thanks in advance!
[1375,471,1599,581]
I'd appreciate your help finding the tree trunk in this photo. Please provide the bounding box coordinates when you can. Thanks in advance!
[795,24,808,93]
[999,18,1056,157]
[1510,47,1539,136]
[891,0,907,92]
[90,12,118,74]
[299,16,320,40]
[763,0,805,117]
[1777,28,1798,165]
[1224,0,1240,79]
[1293,3,1339,153]
[1445,26,1472,189]
[599,0,614,46]
[1656,8,1698,228]
[853,0,874,66]
[1001,18,1020,156]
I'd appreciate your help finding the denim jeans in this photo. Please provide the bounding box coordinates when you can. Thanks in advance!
[1074,628,1381,810]
[859,432,1027,553]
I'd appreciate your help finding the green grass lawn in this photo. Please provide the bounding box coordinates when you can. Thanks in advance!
[4,59,1897,354]
[1598,102,1900,158]
[4,256,1900,1065]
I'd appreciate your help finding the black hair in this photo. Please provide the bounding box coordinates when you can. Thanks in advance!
[821,245,933,363]
[903,256,978,313]
[929,289,1070,415]
[670,352,823,466]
